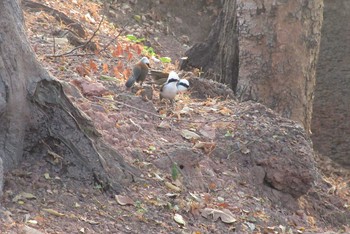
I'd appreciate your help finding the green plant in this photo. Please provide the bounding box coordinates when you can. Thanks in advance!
[126,34,146,43]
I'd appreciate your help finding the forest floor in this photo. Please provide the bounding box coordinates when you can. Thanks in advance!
[1,0,350,233]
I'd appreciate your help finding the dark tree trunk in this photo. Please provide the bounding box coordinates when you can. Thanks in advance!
[0,0,135,196]
[311,0,350,167]
[180,0,239,91]
[181,0,323,134]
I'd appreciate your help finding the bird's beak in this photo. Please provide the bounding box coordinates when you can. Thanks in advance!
[146,63,151,68]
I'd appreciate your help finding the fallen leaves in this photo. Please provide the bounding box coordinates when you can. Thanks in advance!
[115,195,135,206]
[173,213,186,226]
[42,208,65,217]
[193,141,216,154]
[165,181,181,192]
[89,59,98,73]
[201,208,237,224]
[181,129,200,141]
[12,192,36,202]
[112,43,123,57]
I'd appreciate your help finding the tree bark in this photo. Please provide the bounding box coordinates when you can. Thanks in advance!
[181,0,323,133]
[236,0,323,133]
[311,0,350,167]
[0,0,135,196]
[180,0,239,91]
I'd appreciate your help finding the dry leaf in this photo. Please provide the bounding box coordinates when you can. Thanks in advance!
[42,208,65,217]
[219,106,232,116]
[199,125,216,139]
[80,216,99,225]
[115,195,134,206]
[217,202,229,208]
[165,181,181,192]
[122,69,131,79]
[174,213,186,225]
[102,63,109,73]
[76,65,89,77]
[112,44,123,57]
[157,121,171,129]
[89,59,98,73]
[134,44,142,54]
[203,98,217,106]
[127,52,133,61]
[181,129,200,140]
[113,66,120,78]
[116,60,124,71]
[27,220,38,224]
[12,192,37,202]
[193,141,216,154]
[201,208,236,224]
[240,145,250,154]
[208,182,217,190]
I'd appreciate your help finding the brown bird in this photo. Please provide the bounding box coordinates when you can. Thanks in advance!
[125,57,150,88]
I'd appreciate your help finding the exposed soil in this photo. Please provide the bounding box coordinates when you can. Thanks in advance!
[1,0,350,233]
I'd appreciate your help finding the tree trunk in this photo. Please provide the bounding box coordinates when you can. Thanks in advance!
[311,0,350,167]
[0,0,135,196]
[180,0,239,91]
[181,0,323,133]
[236,0,323,133]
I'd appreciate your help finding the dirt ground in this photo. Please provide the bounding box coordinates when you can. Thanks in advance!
[1,0,349,233]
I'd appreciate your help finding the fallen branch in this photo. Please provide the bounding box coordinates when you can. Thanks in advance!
[22,0,86,37]
[46,15,105,58]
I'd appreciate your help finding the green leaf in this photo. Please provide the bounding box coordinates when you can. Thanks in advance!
[44,173,51,179]
[148,145,156,151]
[143,46,156,56]
[133,15,142,23]
[159,57,172,63]
[126,34,145,43]
[100,75,118,81]
[224,130,234,137]
[171,164,179,181]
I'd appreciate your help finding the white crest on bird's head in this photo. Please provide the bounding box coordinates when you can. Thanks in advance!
[140,57,150,65]
[167,71,180,83]
[177,79,190,93]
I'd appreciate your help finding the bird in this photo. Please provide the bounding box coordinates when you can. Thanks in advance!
[125,57,150,88]
[149,70,169,85]
[176,79,190,93]
[159,71,180,101]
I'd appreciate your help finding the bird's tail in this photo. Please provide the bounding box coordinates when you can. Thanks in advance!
[125,75,136,88]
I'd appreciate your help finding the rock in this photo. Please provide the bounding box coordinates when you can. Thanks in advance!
[80,82,108,96]
[174,17,183,24]
[187,76,235,100]
[71,79,108,96]
[20,225,45,234]
[219,103,317,199]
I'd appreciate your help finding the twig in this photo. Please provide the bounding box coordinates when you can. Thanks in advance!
[129,118,143,140]
[93,96,163,119]
[46,14,105,58]
[97,21,130,55]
